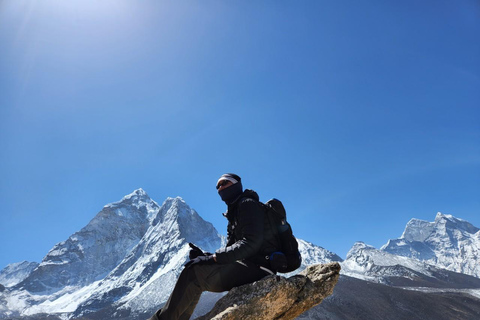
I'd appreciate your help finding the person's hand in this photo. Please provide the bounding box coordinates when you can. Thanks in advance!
[188,243,206,260]
[184,255,215,268]
[188,243,213,259]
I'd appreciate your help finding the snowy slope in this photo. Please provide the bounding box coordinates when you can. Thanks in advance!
[298,239,343,266]
[341,241,480,289]
[1,189,161,318]
[72,196,222,318]
[2,193,479,320]
[0,190,336,320]
[0,262,38,288]
[341,241,436,283]
[17,189,158,295]
[381,212,480,278]
[0,192,223,319]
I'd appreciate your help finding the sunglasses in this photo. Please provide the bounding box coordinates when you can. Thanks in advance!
[216,180,231,190]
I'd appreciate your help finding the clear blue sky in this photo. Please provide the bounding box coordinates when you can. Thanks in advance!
[1,0,479,270]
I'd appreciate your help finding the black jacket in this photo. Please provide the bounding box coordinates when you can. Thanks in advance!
[215,189,280,269]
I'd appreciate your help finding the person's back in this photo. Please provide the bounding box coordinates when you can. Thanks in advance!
[218,188,281,271]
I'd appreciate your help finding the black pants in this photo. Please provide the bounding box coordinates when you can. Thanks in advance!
[149,262,269,320]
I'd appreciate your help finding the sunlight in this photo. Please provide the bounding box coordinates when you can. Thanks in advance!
[4,0,146,111]
[43,0,132,19]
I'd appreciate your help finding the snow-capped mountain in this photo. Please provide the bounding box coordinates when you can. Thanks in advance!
[341,241,480,289]
[0,262,38,288]
[18,189,159,294]
[71,196,222,318]
[326,215,480,320]
[341,213,480,287]
[297,239,343,266]
[0,190,224,319]
[341,241,433,282]
[381,212,480,278]
[1,191,479,320]
[0,189,336,320]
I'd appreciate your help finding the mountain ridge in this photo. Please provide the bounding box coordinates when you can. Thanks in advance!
[1,190,479,320]
[381,211,480,278]
[15,189,158,295]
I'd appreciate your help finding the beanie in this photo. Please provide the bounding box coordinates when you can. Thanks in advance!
[216,173,241,187]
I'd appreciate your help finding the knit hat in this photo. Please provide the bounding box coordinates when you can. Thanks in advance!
[216,173,241,188]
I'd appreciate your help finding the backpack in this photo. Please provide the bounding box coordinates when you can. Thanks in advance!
[262,198,302,273]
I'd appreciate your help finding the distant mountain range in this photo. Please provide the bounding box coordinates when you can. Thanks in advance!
[1,189,479,320]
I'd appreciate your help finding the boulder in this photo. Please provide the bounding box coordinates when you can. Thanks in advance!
[195,262,341,320]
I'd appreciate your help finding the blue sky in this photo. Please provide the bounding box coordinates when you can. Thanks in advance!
[1,0,479,270]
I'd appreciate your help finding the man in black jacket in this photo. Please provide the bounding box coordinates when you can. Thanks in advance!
[149,173,278,320]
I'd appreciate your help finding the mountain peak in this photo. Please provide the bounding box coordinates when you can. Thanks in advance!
[434,212,479,234]
[151,196,221,250]
[102,189,159,223]
[434,212,457,224]
[120,188,150,202]
[163,196,186,206]
[133,187,147,195]
[435,211,447,219]
[0,261,39,288]
[401,218,434,242]
[346,241,375,259]
[382,212,480,278]
[155,197,188,219]
[401,213,479,243]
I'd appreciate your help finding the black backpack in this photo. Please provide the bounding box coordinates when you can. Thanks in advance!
[262,199,302,273]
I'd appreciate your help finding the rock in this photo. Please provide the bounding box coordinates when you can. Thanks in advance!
[195,262,341,320]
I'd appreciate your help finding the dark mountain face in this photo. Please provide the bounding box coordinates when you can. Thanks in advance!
[299,275,480,320]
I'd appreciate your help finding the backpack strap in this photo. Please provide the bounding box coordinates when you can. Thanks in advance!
[236,260,275,275]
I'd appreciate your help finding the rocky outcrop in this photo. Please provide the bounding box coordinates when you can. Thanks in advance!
[195,262,341,320]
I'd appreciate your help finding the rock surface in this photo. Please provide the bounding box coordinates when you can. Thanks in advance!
[195,262,341,320]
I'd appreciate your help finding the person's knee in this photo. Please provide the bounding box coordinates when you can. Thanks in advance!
[184,265,200,284]
[192,264,226,292]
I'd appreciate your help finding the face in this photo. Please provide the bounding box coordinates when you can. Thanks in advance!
[216,179,233,191]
